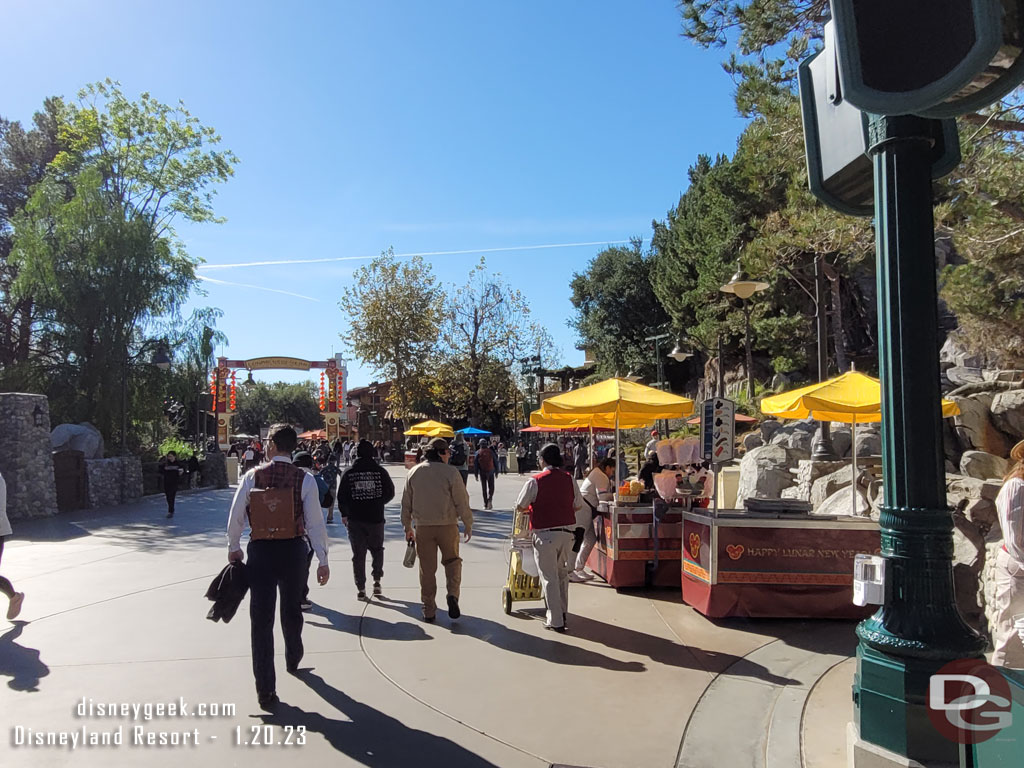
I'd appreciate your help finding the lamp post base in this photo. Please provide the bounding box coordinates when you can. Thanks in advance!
[847,719,956,768]
[852,645,963,767]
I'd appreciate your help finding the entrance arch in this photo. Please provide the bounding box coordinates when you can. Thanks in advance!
[210,354,350,449]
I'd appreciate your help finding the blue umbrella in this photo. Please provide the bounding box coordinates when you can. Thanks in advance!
[457,426,492,436]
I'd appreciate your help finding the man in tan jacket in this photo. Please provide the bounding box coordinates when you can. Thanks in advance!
[401,437,473,622]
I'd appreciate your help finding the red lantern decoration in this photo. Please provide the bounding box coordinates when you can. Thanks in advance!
[319,372,326,411]
[229,371,237,411]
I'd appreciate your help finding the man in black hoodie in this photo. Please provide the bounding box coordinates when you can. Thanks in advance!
[337,440,396,599]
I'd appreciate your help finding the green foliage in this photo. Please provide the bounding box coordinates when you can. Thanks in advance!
[233,381,323,435]
[1,84,236,449]
[569,238,671,379]
[341,249,442,418]
[676,0,1024,369]
[158,436,195,460]
[436,258,546,422]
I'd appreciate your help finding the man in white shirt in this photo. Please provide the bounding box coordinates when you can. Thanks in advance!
[0,470,25,620]
[570,458,616,582]
[226,424,329,710]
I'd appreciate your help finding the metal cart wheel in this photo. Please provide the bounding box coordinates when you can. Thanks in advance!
[502,587,512,615]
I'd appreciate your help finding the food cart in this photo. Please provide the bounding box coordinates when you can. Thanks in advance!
[679,371,959,618]
[681,504,880,618]
[534,378,695,588]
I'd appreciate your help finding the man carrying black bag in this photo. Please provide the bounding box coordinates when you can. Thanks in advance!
[226,424,330,711]
[337,439,395,600]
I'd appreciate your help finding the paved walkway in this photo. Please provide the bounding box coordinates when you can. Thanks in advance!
[1,466,858,768]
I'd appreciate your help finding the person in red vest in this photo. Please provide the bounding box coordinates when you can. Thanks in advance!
[514,443,586,632]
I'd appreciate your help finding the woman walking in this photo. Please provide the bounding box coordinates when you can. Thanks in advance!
[0,470,25,619]
[514,444,586,632]
[992,440,1024,668]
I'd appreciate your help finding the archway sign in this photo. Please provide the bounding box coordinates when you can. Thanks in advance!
[210,353,348,449]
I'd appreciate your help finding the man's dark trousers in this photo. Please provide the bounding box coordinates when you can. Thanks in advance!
[479,471,495,506]
[164,485,177,515]
[247,537,307,695]
[349,520,385,590]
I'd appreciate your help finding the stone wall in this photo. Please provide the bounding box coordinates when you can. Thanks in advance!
[85,457,143,508]
[201,452,229,489]
[0,393,58,520]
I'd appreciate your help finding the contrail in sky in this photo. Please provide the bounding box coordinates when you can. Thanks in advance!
[198,274,320,302]
[197,240,631,271]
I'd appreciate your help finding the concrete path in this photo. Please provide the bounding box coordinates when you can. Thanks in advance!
[1,465,858,768]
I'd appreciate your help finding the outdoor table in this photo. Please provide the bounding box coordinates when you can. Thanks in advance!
[681,509,880,618]
[585,499,686,588]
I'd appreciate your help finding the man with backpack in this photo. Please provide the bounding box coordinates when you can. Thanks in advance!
[317,458,340,524]
[474,438,497,510]
[449,433,470,485]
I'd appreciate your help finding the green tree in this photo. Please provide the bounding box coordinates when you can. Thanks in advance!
[0,100,61,379]
[340,249,442,419]
[8,83,237,447]
[234,381,323,435]
[435,258,547,423]
[677,1,1024,368]
[570,238,673,379]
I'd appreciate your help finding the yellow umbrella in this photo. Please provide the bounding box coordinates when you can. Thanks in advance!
[529,409,655,430]
[759,371,960,422]
[540,378,694,486]
[540,377,695,419]
[760,371,960,513]
[404,420,455,438]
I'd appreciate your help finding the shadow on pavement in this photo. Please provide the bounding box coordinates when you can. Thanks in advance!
[372,598,646,673]
[0,621,50,692]
[306,604,432,642]
[10,489,235,550]
[564,614,800,685]
[259,670,501,768]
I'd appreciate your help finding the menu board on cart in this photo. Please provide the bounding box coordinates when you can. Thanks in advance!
[701,397,735,462]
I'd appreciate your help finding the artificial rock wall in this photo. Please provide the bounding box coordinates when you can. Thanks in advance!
[0,393,58,520]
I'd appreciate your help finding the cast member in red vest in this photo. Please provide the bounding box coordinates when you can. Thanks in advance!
[514,443,586,632]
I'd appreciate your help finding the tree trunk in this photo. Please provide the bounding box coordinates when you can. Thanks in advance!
[828,270,849,373]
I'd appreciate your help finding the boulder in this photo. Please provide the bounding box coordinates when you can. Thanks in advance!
[769,422,815,454]
[760,419,782,442]
[947,474,1002,505]
[946,367,985,387]
[50,422,104,459]
[736,444,799,501]
[990,389,1024,439]
[810,465,855,509]
[941,333,983,369]
[742,432,764,452]
[854,429,882,457]
[813,485,870,517]
[952,512,986,572]
[959,450,1009,481]
[961,497,998,535]
[952,394,1012,457]
[829,427,853,459]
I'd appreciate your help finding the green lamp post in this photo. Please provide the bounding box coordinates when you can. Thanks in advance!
[818,2,1024,763]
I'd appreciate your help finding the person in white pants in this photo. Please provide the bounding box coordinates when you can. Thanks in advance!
[992,440,1024,668]
[515,444,585,632]
[570,458,616,582]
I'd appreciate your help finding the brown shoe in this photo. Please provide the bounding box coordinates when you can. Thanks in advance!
[7,592,24,620]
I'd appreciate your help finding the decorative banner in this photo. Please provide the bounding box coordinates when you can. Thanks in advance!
[715,526,880,586]
[229,371,237,411]
[245,356,311,371]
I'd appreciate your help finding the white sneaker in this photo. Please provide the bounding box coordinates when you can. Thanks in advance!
[568,570,588,583]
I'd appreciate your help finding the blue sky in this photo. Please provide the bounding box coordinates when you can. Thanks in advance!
[4,1,747,389]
